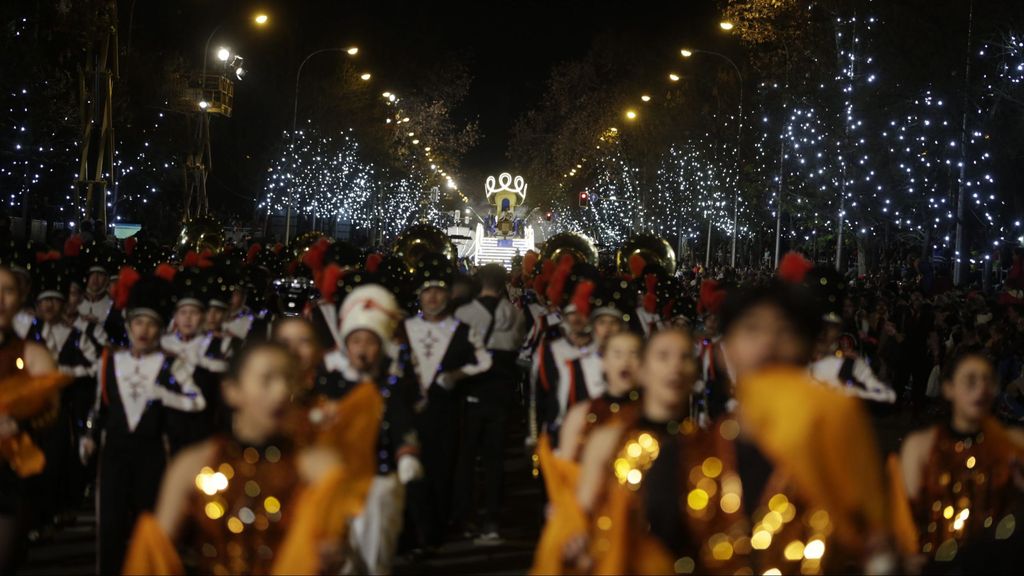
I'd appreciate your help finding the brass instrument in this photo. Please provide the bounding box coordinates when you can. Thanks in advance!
[392,223,456,272]
[616,233,677,276]
[177,217,225,256]
[289,231,330,261]
[540,232,599,266]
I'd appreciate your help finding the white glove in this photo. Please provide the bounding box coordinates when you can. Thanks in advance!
[435,371,456,391]
[397,454,424,485]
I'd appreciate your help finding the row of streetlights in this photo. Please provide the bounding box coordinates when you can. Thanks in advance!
[197,11,460,243]
[559,19,745,267]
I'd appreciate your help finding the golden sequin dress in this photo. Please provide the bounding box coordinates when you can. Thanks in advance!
[530,391,640,575]
[892,418,1024,565]
[123,434,350,575]
[583,367,888,575]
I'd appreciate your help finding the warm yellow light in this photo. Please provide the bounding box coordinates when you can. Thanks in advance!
[253,13,269,26]
[347,47,359,55]
[641,94,651,102]
[719,21,734,31]
[360,73,371,81]
[669,73,680,82]
[382,91,391,98]
[625,109,637,120]
[680,49,694,58]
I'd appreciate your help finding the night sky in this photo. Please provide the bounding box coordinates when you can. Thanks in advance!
[130,0,718,206]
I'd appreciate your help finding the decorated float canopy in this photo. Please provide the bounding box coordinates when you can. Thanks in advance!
[450,171,535,270]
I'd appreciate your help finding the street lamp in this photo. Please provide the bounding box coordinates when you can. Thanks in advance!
[216,47,231,61]
[719,20,734,31]
[625,109,637,120]
[359,72,372,81]
[253,13,269,26]
[640,94,651,102]
[680,47,743,267]
[286,46,361,243]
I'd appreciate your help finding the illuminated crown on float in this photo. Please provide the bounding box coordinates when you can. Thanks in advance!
[484,172,527,202]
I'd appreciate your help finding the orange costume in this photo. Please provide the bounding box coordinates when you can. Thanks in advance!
[122,378,384,575]
[0,335,71,478]
[530,392,639,575]
[889,418,1024,564]
[558,367,889,575]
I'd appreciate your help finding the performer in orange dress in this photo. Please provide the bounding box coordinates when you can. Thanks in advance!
[892,348,1024,573]
[567,283,893,575]
[122,342,353,575]
[531,330,642,575]
[0,261,66,572]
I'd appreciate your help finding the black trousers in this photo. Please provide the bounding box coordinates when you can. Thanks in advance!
[453,353,516,530]
[97,435,166,574]
[408,384,459,547]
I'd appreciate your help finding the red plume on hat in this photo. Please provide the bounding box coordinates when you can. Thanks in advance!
[246,243,262,265]
[571,279,596,318]
[365,253,383,274]
[643,273,658,314]
[697,279,726,316]
[301,238,331,283]
[319,263,346,304]
[36,250,61,264]
[113,266,141,310]
[522,250,539,280]
[546,255,575,307]
[629,254,647,280]
[63,234,83,258]
[154,263,177,283]
[123,236,138,257]
[778,251,813,284]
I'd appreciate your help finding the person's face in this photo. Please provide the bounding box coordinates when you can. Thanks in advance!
[722,303,810,379]
[640,330,698,411]
[0,269,22,329]
[206,306,226,331]
[345,330,383,374]
[86,271,108,295]
[592,315,623,346]
[273,319,322,375]
[943,356,995,424]
[224,349,295,437]
[230,288,246,311]
[419,287,449,318]
[128,315,162,352]
[564,310,589,337]
[174,304,204,338]
[36,297,65,323]
[452,283,472,302]
[67,283,83,312]
[602,333,641,395]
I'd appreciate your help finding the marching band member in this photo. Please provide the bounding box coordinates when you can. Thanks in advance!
[80,267,207,574]
[403,252,491,551]
[321,284,422,574]
[535,260,605,443]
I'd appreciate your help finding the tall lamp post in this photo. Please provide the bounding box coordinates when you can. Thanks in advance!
[285,46,361,244]
[681,45,743,267]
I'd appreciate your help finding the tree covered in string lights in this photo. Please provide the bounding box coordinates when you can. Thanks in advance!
[260,129,374,223]
[652,139,734,252]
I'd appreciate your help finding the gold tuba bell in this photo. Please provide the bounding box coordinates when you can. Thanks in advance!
[616,233,677,276]
[540,232,599,266]
[177,217,225,257]
[392,223,456,272]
